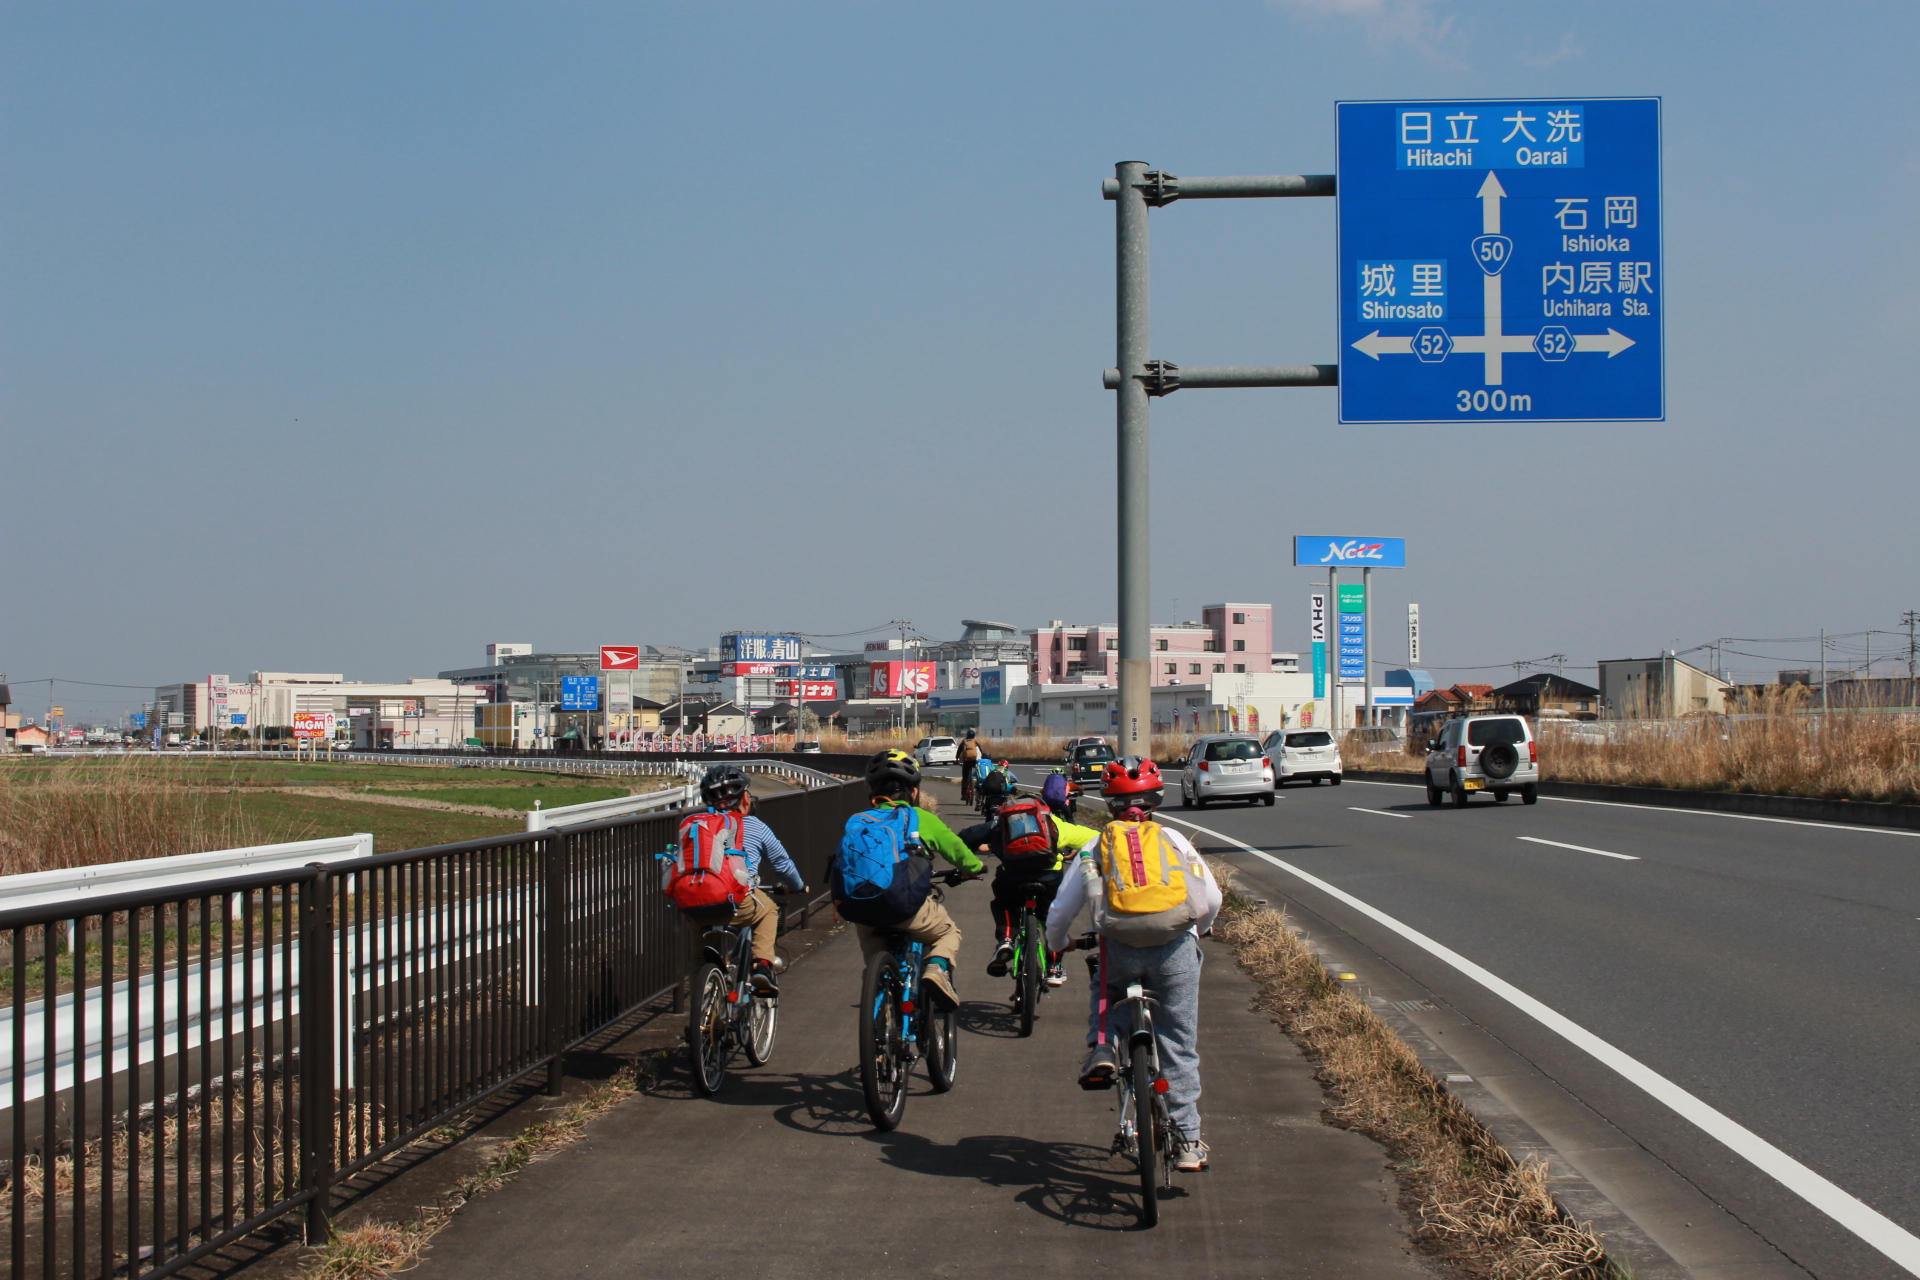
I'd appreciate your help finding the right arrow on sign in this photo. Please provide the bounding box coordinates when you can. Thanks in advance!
[1575,328,1637,356]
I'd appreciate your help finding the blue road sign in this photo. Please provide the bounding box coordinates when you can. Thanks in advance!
[131,713,147,729]
[1338,98,1662,424]
[1293,535,1407,568]
[561,675,600,711]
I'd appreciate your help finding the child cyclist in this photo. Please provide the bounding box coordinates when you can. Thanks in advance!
[1045,757,1222,1172]
[958,796,1099,989]
[667,764,806,996]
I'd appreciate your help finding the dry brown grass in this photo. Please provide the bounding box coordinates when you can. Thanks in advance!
[1350,693,1920,804]
[299,1062,647,1280]
[0,757,265,876]
[1210,866,1615,1279]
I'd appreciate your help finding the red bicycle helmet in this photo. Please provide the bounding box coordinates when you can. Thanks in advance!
[1102,756,1164,814]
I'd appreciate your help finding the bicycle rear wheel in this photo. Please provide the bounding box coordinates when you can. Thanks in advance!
[1131,1041,1160,1226]
[858,949,909,1131]
[687,962,731,1096]
[1015,911,1041,1038]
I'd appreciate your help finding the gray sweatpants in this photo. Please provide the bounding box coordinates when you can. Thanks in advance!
[1086,932,1204,1143]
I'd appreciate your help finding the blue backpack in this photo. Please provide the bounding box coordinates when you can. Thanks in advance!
[831,805,932,926]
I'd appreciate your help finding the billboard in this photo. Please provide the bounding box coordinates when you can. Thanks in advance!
[1293,536,1407,568]
[1337,583,1367,683]
[721,633,804,662]
[980,669,1004,705]
[776,681,838,702]
[292,711,337,740]
[1309,594,1328,698]
[600,646,640,671]
[561,676,601,710]
[723,662,784,677]
[870,661,935,699]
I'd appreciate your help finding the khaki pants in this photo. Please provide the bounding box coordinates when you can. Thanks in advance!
[855,896,962,968]
[686,890,779,966]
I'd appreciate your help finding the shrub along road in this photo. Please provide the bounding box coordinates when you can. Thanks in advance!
[409,877,1435,1279]
[1153,773,1920,1280]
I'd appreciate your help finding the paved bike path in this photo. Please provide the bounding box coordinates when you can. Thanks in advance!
[412,880,1434,1279]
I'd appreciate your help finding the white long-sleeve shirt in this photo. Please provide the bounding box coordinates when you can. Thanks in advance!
[1046,823,1222,953]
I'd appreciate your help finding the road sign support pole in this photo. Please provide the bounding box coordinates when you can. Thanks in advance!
[1328,568,1339,733]
[1115,161,1153,757]
[1105,164,1336,760]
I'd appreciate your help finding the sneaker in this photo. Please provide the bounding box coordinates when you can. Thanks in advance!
[1077,1044,1119,1091]
[1175,1141,1210,1172]
[1044,963,1067,988]
[986,940,1013,978]
[921,960,960,1010]
[750,960,779,997]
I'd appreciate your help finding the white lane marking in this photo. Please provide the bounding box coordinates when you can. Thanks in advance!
[1342,778,1920,839]
[1163,812,1920,1275]
[1517,836,1638,861]
[1347,806,1410,819]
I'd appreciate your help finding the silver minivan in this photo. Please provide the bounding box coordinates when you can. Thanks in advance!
[1423,715,1539,806]
[1261,729,1344,787]
[1179,735,1275,808]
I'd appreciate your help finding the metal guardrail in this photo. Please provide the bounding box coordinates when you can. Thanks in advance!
[0,778,865,1280]
[0,836,375,918]
[524,785,697,832]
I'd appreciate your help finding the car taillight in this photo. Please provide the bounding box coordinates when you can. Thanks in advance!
[1457,746,1467,766]
[1528,740,1537,763]
[1197,760,1209,772]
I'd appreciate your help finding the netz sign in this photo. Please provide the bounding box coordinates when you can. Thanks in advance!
[1292,536,1407,568]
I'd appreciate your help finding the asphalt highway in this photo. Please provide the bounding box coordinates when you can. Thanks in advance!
[1135,770,1920,1280]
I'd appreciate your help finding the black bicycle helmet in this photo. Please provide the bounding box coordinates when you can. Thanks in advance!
[699,763,750,808]
[865,748,922,798]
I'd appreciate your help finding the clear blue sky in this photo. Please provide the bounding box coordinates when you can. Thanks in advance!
[4,1,1915,718]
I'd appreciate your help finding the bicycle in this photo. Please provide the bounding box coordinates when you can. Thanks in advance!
[685,901,781,1096]
[1076,932,1184,1227]
[1005,883,1051,1038]
[857,871,968,1131]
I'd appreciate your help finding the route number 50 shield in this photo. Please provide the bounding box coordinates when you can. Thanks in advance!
[1471,235,1512,276]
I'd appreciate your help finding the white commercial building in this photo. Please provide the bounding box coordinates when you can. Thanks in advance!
[962,665,1412,738]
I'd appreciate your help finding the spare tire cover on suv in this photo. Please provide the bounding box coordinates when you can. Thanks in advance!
[1480,742,1520,780]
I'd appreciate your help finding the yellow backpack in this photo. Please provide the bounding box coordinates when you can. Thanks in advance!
[1089,820,1197,946]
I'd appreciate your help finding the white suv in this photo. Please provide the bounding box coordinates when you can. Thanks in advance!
[1423,715,1538,807]
[1261,729,1343,787]
[913,736,959,765]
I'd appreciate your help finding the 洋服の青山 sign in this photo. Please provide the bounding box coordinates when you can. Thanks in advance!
[1292,536,1407,568]
[870,662,934,698]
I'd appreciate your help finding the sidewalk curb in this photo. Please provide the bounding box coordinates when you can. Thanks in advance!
[1342,768,1920,832]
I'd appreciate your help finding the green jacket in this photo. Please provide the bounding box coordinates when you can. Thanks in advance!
[875,798,985,876]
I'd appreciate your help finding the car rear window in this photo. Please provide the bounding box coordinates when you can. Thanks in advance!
[1205,739,1262,761]
[930,738,954,746]
[1285,732,1333,748]
[1073,744,1114,761]
[1467,718,1529,746]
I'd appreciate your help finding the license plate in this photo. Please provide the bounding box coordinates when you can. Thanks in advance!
[1463,779,1484,791]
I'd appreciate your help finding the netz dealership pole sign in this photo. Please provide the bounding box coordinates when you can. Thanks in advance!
[1293,536,1407,568]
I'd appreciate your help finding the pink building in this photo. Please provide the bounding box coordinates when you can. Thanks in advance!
[1027,603,1276,686]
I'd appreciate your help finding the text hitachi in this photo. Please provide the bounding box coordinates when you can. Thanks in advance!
[1405,148,1473,166]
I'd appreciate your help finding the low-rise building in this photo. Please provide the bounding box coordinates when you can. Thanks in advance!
[1026,604,1281,686]
[1598,655,1731,718]
[1491,673,1601,718]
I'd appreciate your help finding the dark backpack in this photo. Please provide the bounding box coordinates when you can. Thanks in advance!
[830,806,932,926]
[995,798,1058,873]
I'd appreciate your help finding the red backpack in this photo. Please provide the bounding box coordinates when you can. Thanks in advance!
[995,799,1059,873]
[665,811,753,911]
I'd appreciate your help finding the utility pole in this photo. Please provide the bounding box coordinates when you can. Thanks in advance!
[1902,610,1918,709]
[1819,629,1827,715]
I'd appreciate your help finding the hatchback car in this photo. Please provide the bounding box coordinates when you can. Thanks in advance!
[1424,715,1538,806]
[1065,738,1117,786]
[913,736,959,765]
[1261,729,1343,786]
[1180,735,1275,807]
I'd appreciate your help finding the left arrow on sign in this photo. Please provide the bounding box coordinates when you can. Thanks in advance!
[1350,331,1413,359]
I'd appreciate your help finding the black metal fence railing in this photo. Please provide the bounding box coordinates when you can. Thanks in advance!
[0,779,865,1280]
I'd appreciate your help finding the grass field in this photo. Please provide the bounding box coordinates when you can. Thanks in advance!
[0,756,680,875]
